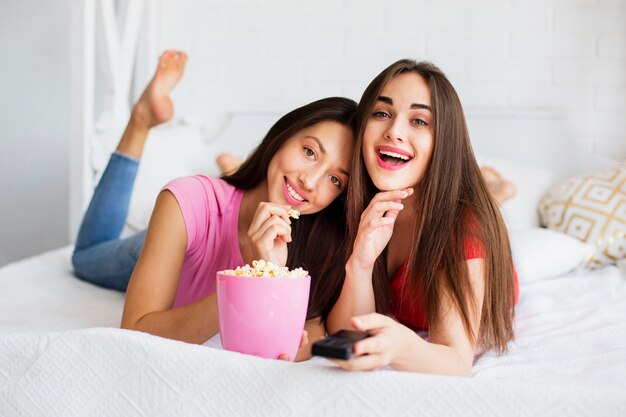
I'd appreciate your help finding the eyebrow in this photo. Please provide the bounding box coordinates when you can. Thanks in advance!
[306,136,350,176]
[378,95,432,112]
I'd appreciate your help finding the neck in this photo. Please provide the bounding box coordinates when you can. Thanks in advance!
[386,188,419,274]
[395,188,418,231]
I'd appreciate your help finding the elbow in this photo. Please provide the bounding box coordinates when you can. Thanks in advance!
[452,349,474,377]
[120,312,144,331]
[457,364,472,377]
[120,317,136,331]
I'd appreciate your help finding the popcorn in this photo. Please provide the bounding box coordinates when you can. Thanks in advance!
[287,209,300,219]
[223,260,308,278]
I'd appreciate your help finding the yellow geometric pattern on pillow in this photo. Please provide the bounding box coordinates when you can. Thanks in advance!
[538,164,626,267]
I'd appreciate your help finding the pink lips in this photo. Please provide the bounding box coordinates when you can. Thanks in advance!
[283,178,307,207]
[375,146,413,171]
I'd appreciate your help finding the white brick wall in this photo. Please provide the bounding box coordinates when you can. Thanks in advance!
[155,0,625,159]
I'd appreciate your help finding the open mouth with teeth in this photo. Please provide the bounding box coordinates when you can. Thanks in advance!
[283,177,308,207]
[376,147,413,170]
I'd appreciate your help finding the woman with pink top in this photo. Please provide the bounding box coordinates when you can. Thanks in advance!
[72,50,357,360]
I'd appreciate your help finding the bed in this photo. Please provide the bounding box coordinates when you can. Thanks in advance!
[2,247,626,416]
[2,109,626,416]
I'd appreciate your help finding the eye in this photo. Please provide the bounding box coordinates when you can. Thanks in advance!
[373,111,390,119]
[303,146,316,159]
[329,175,342,188]
[412,118,428,126]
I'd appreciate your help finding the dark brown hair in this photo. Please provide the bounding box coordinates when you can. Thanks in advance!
[223,97,357,321]
[347,60,515,352]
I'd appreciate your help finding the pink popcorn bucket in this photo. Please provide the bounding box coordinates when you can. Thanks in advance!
[216,272,311,361]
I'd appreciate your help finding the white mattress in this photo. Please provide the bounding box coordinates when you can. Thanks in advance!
[1,246,626,416]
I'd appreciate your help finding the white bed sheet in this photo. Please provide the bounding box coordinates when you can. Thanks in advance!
[1,246,626,416]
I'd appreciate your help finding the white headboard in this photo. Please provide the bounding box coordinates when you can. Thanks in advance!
[69,0,618,238]
[465,111,613,230]
[466,110,611,180]
[70,0,160,239]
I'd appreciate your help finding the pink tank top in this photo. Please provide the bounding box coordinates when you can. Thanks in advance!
[162,175,244,307]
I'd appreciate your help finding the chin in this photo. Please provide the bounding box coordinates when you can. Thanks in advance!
[371,177,402,192]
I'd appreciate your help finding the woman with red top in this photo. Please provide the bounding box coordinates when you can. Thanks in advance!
[326,60,518,376]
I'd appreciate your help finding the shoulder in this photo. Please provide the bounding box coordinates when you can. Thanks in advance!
[161,176,241,253]
[163,175,242,209]
[164,175,236,194]
[460,209,486,260]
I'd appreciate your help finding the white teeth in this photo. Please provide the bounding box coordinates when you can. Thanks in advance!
[286,183,305,202]
[379,150,411,161]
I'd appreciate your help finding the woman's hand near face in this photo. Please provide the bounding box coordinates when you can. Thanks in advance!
[248,202,292,266]
[349,188,413,271]
[327,188,414,334]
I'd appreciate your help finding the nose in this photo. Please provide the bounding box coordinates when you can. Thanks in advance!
[384,117,405,143]
[298,168,324,192]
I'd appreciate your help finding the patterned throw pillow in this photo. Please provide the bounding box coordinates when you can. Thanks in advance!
[538,164,626,267]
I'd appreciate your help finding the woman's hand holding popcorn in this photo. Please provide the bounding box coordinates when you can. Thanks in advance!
[248,202,293,266]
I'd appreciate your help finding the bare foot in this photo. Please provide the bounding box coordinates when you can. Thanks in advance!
[116,50,187,159]
[216,153,244,175]
[481,166,516,205]
[132,50,188,129]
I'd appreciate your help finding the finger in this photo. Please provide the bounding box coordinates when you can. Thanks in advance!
[371,201,405,215]
[251,204,291,234]
[249,203,291,235]
[351,313,391,332]
[353,334,386,356]
[252,217,292,244]
[359,202,404,226]
[370,189,412,204]
[278,354,290,361]
[251,227,292,258]
[300,330,309,348]
[385,209,400,220]
[370,216,396,228]
[330,353,387,372]
[347,352,388,371]
[255,214,291,235]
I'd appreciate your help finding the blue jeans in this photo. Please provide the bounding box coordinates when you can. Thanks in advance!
[72,152,146,291]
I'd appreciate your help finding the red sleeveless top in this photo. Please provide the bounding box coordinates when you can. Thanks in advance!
[390,237,519,332]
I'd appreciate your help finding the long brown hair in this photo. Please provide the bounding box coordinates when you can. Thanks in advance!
[223,97,357,321]
[347,60,515,352]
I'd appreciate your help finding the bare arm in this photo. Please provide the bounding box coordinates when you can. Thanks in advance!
[392,258,484,375]
[326,259,376,334]
[327,189,411,334]
[335,258,485,376]
[120,190,219,344]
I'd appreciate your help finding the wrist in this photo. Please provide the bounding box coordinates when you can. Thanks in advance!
[346,256,374,277]
[391,330,424,371]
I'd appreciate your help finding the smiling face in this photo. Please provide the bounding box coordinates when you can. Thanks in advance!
[266,120,354,215]
[362,72,434,191]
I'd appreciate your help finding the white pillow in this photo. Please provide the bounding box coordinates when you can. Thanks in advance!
[475,154,556,231]
[509,228,594,283]
[618,259,626,278]
[538,164,626,267]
